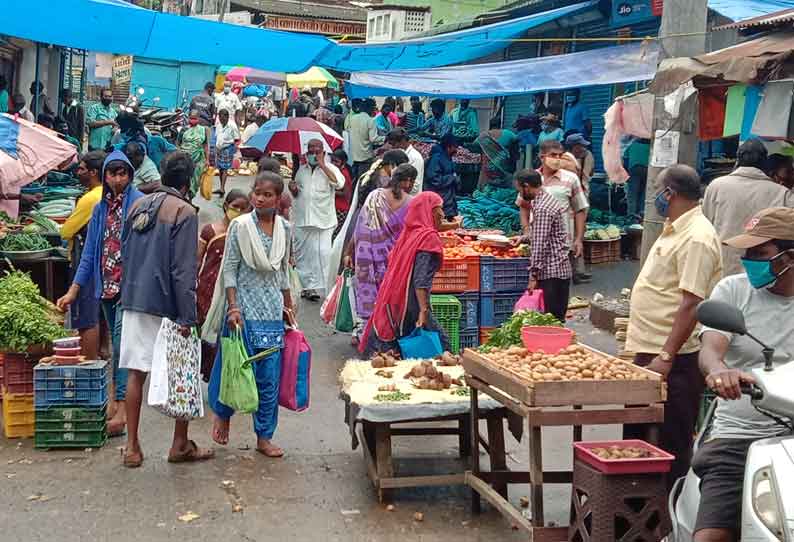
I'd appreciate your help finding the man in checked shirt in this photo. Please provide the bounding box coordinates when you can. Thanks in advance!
[513,169,572,322]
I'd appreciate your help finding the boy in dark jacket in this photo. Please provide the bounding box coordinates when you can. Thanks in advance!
[57,150,144,437]
[424,133,460,219]
[117,151,213,468]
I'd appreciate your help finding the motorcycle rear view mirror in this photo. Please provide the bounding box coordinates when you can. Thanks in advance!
[697,300,747,335]
[137,87,145,96]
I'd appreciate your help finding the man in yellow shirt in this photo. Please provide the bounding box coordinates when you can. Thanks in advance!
[60,150,106,360]
[625,164,723,486]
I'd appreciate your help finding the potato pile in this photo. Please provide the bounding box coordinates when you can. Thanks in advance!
[484,344,651,383]
[371,351,400,368]
[435,351,462,366]
[404,361,463,390]
[590,445,661,460]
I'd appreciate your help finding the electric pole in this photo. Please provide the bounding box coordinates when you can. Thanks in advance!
[639,0,709,261]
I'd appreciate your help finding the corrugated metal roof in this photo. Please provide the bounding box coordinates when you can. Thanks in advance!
[714,7,794,30]
[231,0,370,21]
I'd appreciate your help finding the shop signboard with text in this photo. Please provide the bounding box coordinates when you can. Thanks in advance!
[611,0,658,27]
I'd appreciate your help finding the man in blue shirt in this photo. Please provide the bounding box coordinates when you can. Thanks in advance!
[563,90,591,139]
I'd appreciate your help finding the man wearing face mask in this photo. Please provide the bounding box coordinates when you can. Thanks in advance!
[214,82,242,126]
[290,139,345,301]
[87,88,117,151]
[692,207,794,542]
[624,165,723,485]
[562,90,591,139]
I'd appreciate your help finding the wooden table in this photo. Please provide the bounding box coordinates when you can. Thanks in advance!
[462,349,666,541]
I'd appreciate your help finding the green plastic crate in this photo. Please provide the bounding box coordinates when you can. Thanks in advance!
[34,429,107,449]
[431,295,462,322]
[35,405,107,423]
[35,418,106,432]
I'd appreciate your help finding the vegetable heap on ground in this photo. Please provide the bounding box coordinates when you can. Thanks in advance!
[0,271,68,352]
[481,310,562,350]
[458,185,521,234]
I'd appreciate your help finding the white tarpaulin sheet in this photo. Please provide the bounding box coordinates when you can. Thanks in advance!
[346,42,659,99]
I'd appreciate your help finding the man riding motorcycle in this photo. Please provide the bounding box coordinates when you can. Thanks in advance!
[692,207,794,542]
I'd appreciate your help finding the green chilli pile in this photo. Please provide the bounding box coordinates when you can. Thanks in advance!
[0,271,68,352]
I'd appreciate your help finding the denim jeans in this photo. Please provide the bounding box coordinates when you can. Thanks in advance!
[101,297,127,401]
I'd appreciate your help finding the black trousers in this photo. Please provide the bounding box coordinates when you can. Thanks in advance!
[624,351,705,487]
[352,159,373,183]
[538,277,571,323]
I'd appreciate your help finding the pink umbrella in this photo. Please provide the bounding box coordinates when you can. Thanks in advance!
[0,114,78,218]
[246,117,343,154]
[224,66,286,86]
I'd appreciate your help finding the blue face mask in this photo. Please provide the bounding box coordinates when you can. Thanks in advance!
[654,188,672,218]
[741,252,792,289]
[307,154,318,166]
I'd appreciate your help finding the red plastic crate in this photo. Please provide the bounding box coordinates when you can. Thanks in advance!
[431,248,480,293]
[574,440,675,475]
[1,353,36,395]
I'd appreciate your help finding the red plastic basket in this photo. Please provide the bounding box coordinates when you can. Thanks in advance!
[431,247,480,293]
[574,440,675,475]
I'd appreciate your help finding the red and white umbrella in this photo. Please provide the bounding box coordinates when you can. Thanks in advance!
[245,117,342,154]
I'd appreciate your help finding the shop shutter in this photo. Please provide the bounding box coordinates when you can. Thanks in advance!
[502,41,539,129]
[577,84,613,173]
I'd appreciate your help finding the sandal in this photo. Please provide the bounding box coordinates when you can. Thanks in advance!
[121,448,144,468]
[168,440,215,463]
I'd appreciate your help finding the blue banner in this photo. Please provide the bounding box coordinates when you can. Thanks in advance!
[611,0,658,27]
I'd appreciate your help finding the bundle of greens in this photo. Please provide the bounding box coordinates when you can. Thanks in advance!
[480,310,562,351]
[0,271,68,352]
[0,233,50,252]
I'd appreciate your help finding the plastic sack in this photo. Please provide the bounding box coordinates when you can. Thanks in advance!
[321,275,343,324]
[514,289,545,313]
[242,84,269,97]
[147,319,204,420]
[334,270,354,333]
[199,168,214,200]
[398,328,443,360]
[279,329,312,412]
[219,329,259,413]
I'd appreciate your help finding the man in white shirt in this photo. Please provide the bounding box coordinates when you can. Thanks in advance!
[214,82,242,126]
[346,99,383,182]
[290,138,345,301]
[386,128,424,195]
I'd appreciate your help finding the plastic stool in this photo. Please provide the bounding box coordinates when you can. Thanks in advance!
[568,459,670,541]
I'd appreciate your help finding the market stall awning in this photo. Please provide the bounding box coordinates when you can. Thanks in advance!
[708,0,794,22]
[1,0,330,73]
[318,0,599,72]
[223,66,286,86]
[649,31,794,95]
[287,67,339,90]
[345,42,659,99]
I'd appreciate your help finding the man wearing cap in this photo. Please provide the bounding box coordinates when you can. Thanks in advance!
[692,207,794,542]
[703,138,793,277]
[565,133,595,193]
[625,164,723,485]
[537,114,564,145]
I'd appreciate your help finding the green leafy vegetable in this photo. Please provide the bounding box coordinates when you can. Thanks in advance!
[480,310,562,351]
[0,271,68,352]
[373,391,412,402]
[450,387,470,397]
[0,233,51,252]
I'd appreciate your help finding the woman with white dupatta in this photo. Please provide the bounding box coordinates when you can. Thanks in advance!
[205,171,295,458]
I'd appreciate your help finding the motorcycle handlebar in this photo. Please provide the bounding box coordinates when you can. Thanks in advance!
[740,383,763,400]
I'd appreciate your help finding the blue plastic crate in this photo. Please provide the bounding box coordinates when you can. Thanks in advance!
[454,291,480,331]
[480,256,530,293]
[480,291,524,328]
[459,329,480,353]
[34,361,109,408]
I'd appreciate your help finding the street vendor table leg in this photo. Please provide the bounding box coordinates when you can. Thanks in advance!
[470,386,482,514]
[529,425,545,526]
[486,416,508,499]
[459,414,472,458]
[572,405,583,442]
[45,260,55,301]
[375,423,393,503]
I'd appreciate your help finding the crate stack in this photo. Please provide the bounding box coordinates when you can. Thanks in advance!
[431,246,482,353]
[430,295,462,354]
[478,256,530,346]
[34,360,109,449]
[1,353,38,438]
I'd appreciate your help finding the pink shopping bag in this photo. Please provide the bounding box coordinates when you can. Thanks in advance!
[279,329,312,412]
[514,289,545,313]
[320,275,343,324]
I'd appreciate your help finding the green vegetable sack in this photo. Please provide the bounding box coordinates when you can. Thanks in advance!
[481,310,562,351]
[219,329,259,413]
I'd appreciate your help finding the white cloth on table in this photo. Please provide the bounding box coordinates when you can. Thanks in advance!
[119,310,163,372]
[291,163,344,230]
[293,225,333,293]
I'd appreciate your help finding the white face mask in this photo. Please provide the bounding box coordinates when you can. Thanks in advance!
[223,87,231,95]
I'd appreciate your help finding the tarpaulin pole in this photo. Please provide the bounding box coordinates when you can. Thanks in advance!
[33,42,40,118]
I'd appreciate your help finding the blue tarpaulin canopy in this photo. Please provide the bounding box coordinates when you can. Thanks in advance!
[0,0,598,74]
[708,0,794,21]
[318,1,599,72]
[346,42,660,99]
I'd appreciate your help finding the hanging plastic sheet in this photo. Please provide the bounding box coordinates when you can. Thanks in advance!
[741,86,764,142]
[723,84,747,138]
[346,42,659,99]
[750,80,794,140]
[698,86,728,141]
